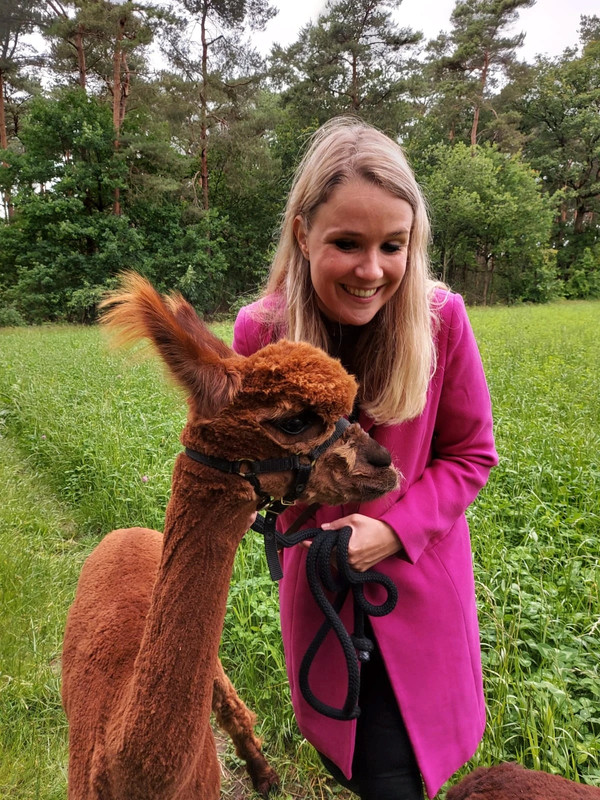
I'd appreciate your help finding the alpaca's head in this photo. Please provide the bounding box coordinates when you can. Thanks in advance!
[100,273,398,507]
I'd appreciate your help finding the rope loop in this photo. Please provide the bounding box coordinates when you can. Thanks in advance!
[251,515,398,720]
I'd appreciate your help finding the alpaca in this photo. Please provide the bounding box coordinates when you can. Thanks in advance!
[61,273,398,800]
[446,763,600,799]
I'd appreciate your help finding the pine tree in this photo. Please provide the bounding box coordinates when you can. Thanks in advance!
[520,17,600,275]
[270,0,421,130]
[164,0,277,210]
[433,0,534,146]
[0,0,43,218]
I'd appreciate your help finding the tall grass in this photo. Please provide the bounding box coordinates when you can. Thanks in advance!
[0,437,79,798]
[0,301,598,797]
[465,302,600,784]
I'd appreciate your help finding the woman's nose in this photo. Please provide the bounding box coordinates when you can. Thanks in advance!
[355,248,383,281]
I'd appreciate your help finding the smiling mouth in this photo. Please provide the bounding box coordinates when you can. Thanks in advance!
[342,285,380,298]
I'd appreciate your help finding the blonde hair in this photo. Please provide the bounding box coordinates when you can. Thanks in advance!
[265,116,442,426]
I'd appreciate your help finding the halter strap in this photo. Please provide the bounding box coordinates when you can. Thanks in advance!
[184,417,351,508]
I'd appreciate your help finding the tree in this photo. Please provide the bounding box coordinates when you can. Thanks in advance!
[519,21,600,277]
[429,0,534,147]
[163,0,277,210]
[43,0,88,88]
[0,0,43,217]
[421,142,558,303]
[0,86,241,321]
[564,246,600,299]
[205,90,290,299]
[0,90,135,320]
[579,14,600,52]
[43,0,161,214]
[270,0,421,130]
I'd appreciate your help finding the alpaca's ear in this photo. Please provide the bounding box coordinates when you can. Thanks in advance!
[100,273,242,417]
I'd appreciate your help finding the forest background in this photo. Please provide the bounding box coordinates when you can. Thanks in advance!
[0,0,599,324]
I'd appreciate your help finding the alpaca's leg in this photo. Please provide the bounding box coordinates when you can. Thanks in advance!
[212,658,279,797]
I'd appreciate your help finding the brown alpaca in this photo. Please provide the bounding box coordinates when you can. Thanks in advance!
[61,273,398,800]
[447,763,600,799]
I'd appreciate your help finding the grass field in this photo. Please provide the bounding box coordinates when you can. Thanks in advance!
[0,301,599,798]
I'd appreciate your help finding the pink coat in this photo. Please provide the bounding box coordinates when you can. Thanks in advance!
[233,290,498,798]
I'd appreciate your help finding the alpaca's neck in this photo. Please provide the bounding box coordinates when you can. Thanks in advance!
[107,455,253,796]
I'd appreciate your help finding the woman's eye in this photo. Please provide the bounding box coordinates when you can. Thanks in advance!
[381,242,404,253]
[334,239,356,251]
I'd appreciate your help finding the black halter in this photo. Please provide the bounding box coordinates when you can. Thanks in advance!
[184,417,351,510]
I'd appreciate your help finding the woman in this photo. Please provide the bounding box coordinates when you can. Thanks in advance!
[233,117,498,800]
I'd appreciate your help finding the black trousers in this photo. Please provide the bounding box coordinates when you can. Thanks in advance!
[318,632,424,800]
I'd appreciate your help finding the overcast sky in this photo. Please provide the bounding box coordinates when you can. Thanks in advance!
[252,0,597,61]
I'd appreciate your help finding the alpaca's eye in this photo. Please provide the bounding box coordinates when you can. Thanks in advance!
[274,411,317,436]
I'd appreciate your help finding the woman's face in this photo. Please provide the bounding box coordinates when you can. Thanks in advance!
[293,178,413,327]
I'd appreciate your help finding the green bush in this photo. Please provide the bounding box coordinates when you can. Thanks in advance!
[0,304,26,327]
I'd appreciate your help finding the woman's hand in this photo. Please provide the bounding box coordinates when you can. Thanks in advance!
[246,510,258,530]
[321,514,403,572]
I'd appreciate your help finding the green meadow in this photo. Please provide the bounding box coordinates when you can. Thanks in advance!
[0,301,599,798]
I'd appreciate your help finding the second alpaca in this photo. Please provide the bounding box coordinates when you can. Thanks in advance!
[447,762,600,799]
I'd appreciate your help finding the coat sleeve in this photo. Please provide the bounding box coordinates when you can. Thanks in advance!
[232,300,276,357]
[232,304,260,357]
[379,294,498,564]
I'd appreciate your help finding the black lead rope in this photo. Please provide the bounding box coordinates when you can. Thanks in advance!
[250,513,398,721]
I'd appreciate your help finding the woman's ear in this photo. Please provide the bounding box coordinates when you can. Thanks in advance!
[293,215,310,261]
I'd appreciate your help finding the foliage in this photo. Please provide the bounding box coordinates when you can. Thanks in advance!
[419,142,559,303]
[0,88,129,321]
[270,0,421,129]
[0,200,143,322]
[0,89,251,320]
[0,303,26,326]
[519,42,600,275]
[564,247,600,300]
[0,1,599,318]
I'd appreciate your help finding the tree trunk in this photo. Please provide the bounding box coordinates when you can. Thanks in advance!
[470,104,481,150]
[112,15,126,216]
[118,52,131,131]
[482,254,495,306]
[200,3,210,212]
[0,69,13,220]
[574,203,587,234]
[351,52,360,111]
[75,25,87,89]
[470,49,489,149]
[0,71,8,153]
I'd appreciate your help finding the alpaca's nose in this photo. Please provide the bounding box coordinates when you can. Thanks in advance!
[365,438,392,468]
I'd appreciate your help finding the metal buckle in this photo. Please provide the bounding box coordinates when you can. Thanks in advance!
[278,496,296,506]
[236,459,256,476]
